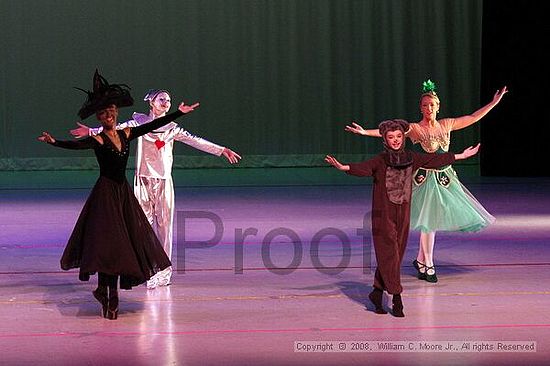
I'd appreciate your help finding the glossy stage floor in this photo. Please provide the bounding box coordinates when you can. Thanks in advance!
[1,178,549,366]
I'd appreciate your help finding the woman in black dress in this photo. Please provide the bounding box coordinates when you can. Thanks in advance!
[38,70,199,319]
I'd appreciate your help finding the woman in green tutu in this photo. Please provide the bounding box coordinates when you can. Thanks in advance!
[345,80,507,283]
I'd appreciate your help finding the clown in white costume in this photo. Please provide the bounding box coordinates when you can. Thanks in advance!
[71,90,241,288]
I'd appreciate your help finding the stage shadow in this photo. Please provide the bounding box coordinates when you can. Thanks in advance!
[336,281,383,314]
[33,275,148,319]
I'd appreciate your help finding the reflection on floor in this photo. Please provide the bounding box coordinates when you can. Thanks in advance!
[1,178,550,365]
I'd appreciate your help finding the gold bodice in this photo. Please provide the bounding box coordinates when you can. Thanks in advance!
[407,118,455,153]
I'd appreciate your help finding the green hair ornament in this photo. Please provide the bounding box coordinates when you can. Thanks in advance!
[422,79,437,94]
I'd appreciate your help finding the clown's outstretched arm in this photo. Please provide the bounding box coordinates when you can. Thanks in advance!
[174,128,242,164]
[70,119,138,138]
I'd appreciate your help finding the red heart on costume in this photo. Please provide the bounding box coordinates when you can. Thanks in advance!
[154,140,165,150]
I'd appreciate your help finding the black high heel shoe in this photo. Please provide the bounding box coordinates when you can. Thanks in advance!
[412,259,427,280]
[106,291,119,320]
[92,288,108,318]
[106,308,118,320]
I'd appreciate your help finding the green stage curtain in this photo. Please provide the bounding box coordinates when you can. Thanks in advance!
[0,0,482,171]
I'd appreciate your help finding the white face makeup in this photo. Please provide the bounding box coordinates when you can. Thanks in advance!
[150,92,171,117]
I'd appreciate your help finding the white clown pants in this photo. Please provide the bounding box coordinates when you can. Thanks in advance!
[134,176,174,287]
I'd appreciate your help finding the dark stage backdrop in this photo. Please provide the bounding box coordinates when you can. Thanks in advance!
[1,0,484,184]
[481,0,549,177]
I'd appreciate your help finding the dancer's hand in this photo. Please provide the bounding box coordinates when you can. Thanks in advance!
[345,122,368,136]
[38,132,56,144]
[493,86,508,104]
[455,143,480,160]
[178,102,200,114]
[325,155,350,171]
[70,122,91,139]
[222,148,242,164]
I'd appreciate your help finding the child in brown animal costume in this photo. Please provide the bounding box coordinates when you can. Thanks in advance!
[325,119,480,317]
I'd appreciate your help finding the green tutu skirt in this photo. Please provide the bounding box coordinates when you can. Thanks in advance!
[410,166,495,233]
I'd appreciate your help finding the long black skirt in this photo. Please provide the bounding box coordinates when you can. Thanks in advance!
[60,176,171,289]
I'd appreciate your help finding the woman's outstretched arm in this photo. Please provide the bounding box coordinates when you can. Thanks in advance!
[452,87,508,131]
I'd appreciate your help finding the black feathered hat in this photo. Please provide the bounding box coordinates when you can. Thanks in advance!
[76,69,134,119]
